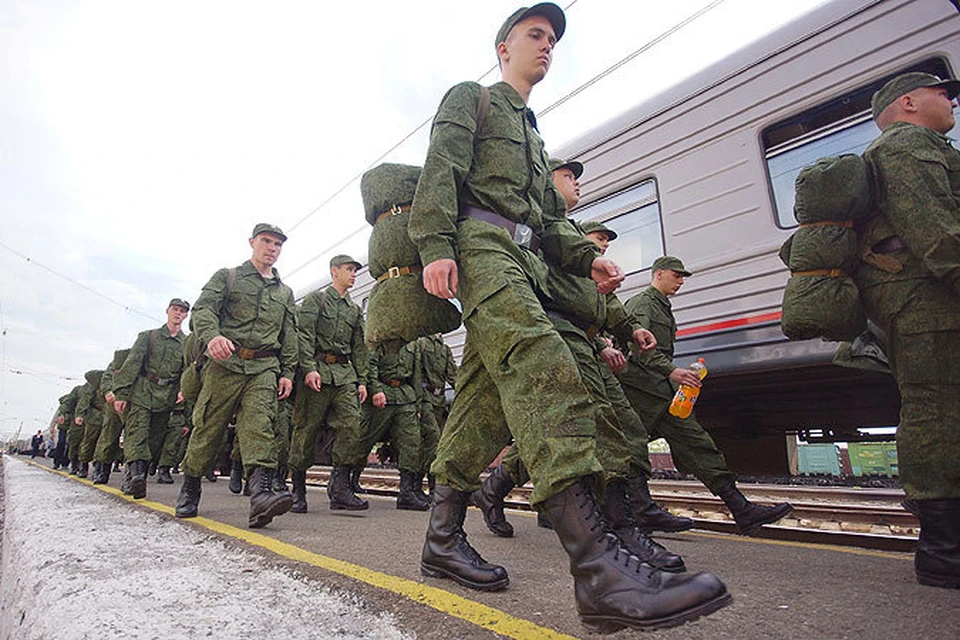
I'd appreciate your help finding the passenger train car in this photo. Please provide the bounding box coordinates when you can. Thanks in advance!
[298,0,960,474]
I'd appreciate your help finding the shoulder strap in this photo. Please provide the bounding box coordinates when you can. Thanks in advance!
[474,85,491,144]
[226,267,238,297]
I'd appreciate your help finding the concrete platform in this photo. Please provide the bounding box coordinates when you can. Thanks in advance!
[4,457,958,639]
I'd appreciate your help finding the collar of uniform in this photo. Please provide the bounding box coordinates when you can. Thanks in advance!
[646,284,672,308]
[491,81,528,112]
[324,284,351,303]
[238,259,282,283]
[158,324,183,339]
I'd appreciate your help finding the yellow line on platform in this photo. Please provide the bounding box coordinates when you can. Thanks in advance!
[26,459,577,640]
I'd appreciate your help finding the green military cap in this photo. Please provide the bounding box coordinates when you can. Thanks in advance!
[871,72,960,119]
[651,256,692,276]
[580,220,617,241]
[495,3,566,49]
[330,254,362,269]
[167,298,191,311]
[251,222,288,242]
[548,157,584,179]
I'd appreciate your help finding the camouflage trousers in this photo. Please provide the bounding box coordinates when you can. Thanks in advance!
[430,260,603,506]
[67,423,84,463]
[123,404,179,467]
[234,399,291,472]
[183,363,278,477]
[418,396,444,474]
[361,402,422,474]
[79,412,103,463]
[93,404,124,465]
[619,383,734,494]
[290,380,364,470]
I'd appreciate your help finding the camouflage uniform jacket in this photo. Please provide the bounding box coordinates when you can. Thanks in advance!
[858,121,960,328]
[75,370,106,421]
[617,286,678,400]
[367,341,422,406]
[99,348,130,400]
[297,285,368,386]
[417,334,457,398]
[113,326,184,411]
[56,385,82,424]
[192,260,298,379]
[408,81,600,317]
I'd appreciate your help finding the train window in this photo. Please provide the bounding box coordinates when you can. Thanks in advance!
[763,58,958,228]
[570,179,663,275]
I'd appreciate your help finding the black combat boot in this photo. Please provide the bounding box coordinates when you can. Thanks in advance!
[543,478,731,633]
[157,466,174,484]
[113,461,122,472]
[205,469,218,483]
[412,471,430,503]
[628,476,695,533]
[100,461,112,485]
[77,462,89,479]
[69,458,80,475]
[291,469,308,514]
[915,499,960,589]
[176,475,202,518]
[420,485,509,591]
[537,511,554,529]
[120,464,133,495]
[228,460,244,495]
[397,471,430,511]
[248,466,293,529]
[272,464,289,493]
[148,461,158,477]
[716,480,793,535]
[603,479,685,573]
[329,466,369,511]
[469,464,516,538]
[350,465,366,494]
[427,473,436,497]
[130,460,148,499]
[90,462,104,484]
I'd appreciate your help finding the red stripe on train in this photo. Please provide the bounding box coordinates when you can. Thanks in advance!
[676,311,783,338]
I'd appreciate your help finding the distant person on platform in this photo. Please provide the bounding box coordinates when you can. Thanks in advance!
[856,72,960,589]
[617,257,793,535]
[30,431,43,458]
[175,223,298,529]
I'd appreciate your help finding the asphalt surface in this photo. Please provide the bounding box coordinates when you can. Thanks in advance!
[4,457,958,639]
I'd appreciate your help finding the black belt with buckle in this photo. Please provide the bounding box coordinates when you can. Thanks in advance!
[145,373,179,387]
[422,383,445,397]
[236,347,280,360]
[461,205,541,253]
[546,310,601,341]
[872,236,906,254]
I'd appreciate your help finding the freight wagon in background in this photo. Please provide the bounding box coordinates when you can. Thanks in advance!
[299,0,960,476]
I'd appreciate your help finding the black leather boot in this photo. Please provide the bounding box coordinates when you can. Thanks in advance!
[176,475,202,518]
[291,469,308,513]
[397,471,430,511]
[469,464,516,538]
[91,462,105,484]
[130,460,148,499]
[543,478,731,633]
[272,464,289,493]
[248,466,293,529]
[412,471,430,503]
[716,480,793,535]
[205,469,218,482]
[420,485,509,591]
[915,499,960,589]
[603,479,685,573]
[157,466,174,484]
[229,460,244,495]
[427,473,436,497]
[628,476,694,533]
[329,465,369,511]
[537,511,554,529]
[148,461,158,476]
[77,462,89,479]
[101,462,112,485]
[113,461,122,472]
[120,464,133,494]
[350,465,366,494]
[69,459,79,475]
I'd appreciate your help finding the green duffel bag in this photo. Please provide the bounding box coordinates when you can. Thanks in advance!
[781,273,866,341]
[368,210,422,280]
[794,154,874,225]
[361,163,421,226]
[787,224,859,273]
[364,274,461,347]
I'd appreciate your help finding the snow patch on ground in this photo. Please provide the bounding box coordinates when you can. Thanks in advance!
[0,457,411,639]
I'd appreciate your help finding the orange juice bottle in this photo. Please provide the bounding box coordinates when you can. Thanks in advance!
[669,358,707,418]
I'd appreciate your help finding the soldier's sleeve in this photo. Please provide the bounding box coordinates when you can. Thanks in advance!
[875,137,960,297]
[367,349,384,396]
[192,268,230,345]
[297,292,321,376]
[100,364,116,398]
[279,288,299,381]
[443,345,457,389]
[412,341,424,402]
[112,331,149,403]
[75,385,92,417]
[540,186,600,277]
[603,293,644,346]
[409,82,483,266]
[625,297,675,378]
[351,312,369,383]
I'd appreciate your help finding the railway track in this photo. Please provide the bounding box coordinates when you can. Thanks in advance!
[305,468,919,553]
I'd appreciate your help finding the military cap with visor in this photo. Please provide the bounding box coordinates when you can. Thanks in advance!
[330,254,362,269]
[580,220,617,241]
[652,256,692,276]
[548,157,584,179]
[167,298,191,311]
[495,3,566,49]
[251,223,288,242]
[871,72,960,120]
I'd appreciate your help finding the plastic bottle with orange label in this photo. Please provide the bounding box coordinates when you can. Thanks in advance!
[668,358,707,419]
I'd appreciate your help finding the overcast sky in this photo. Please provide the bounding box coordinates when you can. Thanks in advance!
[0,0,827,441]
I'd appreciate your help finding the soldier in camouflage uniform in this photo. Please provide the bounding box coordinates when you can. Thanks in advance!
[53,385,82,470]
[617,257,793,535]
[112,300,188,498]
[92,348,130,485]
[73,369,104,477]
[408,4,728,629]
[415,333,457,498]
[857,72,960,589]
[175,224,298,529]
[289,254,369,513]
[360,338,428,510]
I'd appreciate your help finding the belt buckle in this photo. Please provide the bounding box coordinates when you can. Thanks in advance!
[390,204,403,216]
[388,266,401,279]
[513,223,533,249]
[237,347,255,360]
